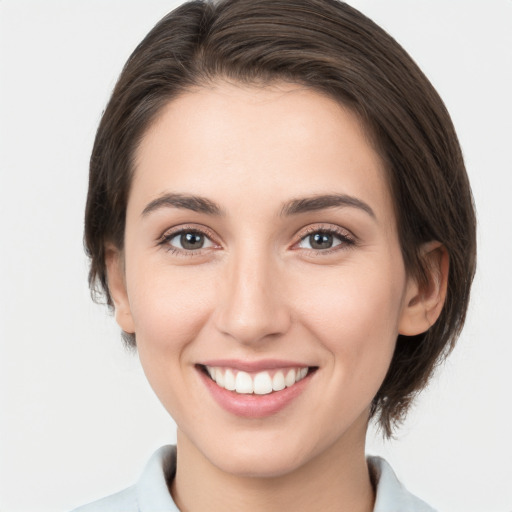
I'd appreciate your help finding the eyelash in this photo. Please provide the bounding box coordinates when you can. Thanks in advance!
[158,224,356,257]
[294,225,356,255]
[158,225,219,256]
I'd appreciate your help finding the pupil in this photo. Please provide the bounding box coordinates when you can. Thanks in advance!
[181,232,204,250]
[310,233,333,249]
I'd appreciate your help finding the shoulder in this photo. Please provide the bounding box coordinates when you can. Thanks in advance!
[70,445,178,512]
[368,455,437,512]
[70,486,138,512]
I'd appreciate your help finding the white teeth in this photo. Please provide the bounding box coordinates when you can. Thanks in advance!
[224,369,236,391]
[285,369,296,387]
[215,369,225,387]
[272,371,286,391]
[206,365,310,394]
[253,372,273,395]
[235,371,253,393]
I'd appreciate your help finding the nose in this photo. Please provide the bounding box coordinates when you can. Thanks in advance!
[213,249,291,345]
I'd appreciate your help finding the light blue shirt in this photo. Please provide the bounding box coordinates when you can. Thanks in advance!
[72,445,436,512]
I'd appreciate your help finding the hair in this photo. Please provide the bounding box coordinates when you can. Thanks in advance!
[84,0,476,436]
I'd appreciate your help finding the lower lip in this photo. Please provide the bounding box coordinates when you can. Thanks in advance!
[198,369,313,419]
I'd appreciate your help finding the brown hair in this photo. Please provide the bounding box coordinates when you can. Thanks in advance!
[84,0,476,436]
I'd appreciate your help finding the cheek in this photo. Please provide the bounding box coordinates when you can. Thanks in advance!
[125,262,218,423]
[293,257,406,370]
[126,261,215,357]
[287,260,406,441]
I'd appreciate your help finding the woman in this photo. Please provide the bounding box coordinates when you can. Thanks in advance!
[74,0,476,510]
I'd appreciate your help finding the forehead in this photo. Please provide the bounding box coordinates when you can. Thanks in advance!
[131,81,394,226]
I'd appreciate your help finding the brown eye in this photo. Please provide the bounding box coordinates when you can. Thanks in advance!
[309,232,334,250]
[165,230,214,251]
[181,232,205,249]
[297,229,353,251]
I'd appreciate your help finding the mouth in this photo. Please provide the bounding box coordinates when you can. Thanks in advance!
[197,364,317,395]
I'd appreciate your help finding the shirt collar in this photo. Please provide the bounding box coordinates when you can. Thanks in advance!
[136,446,435,512]
[136,446,178,511]
[368,455,436,512]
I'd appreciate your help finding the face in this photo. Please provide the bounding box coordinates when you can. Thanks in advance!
[109,81,421,478]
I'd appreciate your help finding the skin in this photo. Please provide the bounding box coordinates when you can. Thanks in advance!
[107,81,448,512]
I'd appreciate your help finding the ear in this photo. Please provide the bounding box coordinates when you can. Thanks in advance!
[398,241,449,336]
[105,245,135,334]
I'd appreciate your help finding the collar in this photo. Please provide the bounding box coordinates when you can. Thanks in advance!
[135,446,436,512]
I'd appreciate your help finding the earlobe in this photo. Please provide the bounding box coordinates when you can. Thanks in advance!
[398,242,449,336]
[105,245,135,334]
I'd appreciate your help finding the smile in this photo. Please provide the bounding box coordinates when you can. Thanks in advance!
[204,365,311,395]
[197,362,317,418]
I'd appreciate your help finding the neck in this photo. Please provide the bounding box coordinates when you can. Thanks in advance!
[171,418,374,512]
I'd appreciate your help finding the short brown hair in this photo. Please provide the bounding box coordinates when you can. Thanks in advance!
[84,0,476,436]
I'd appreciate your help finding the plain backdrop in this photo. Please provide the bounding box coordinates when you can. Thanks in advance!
[1,1,511,511]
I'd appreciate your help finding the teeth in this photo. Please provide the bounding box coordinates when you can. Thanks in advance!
[253,372,273,395]
[206,366,310,395]
[235,371,253,394]
[285,369,296,387]
[224,369,236,391]
[272,371,286,391]
[215,369,225,387]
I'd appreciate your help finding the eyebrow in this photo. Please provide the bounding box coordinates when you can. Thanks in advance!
[141,192,375,219]
[280,194,375,219]
[141,193,224,217]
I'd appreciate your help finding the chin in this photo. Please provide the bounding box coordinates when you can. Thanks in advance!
[213,447,308,479]
[196,428,322,479]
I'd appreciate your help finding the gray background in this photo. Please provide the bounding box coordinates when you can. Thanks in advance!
[1,1,511,511]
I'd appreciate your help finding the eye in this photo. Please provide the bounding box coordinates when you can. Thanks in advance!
[162,229,215,252]
[296,228,355,252]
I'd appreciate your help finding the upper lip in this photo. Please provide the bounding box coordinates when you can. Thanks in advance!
[198,359,312,372]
